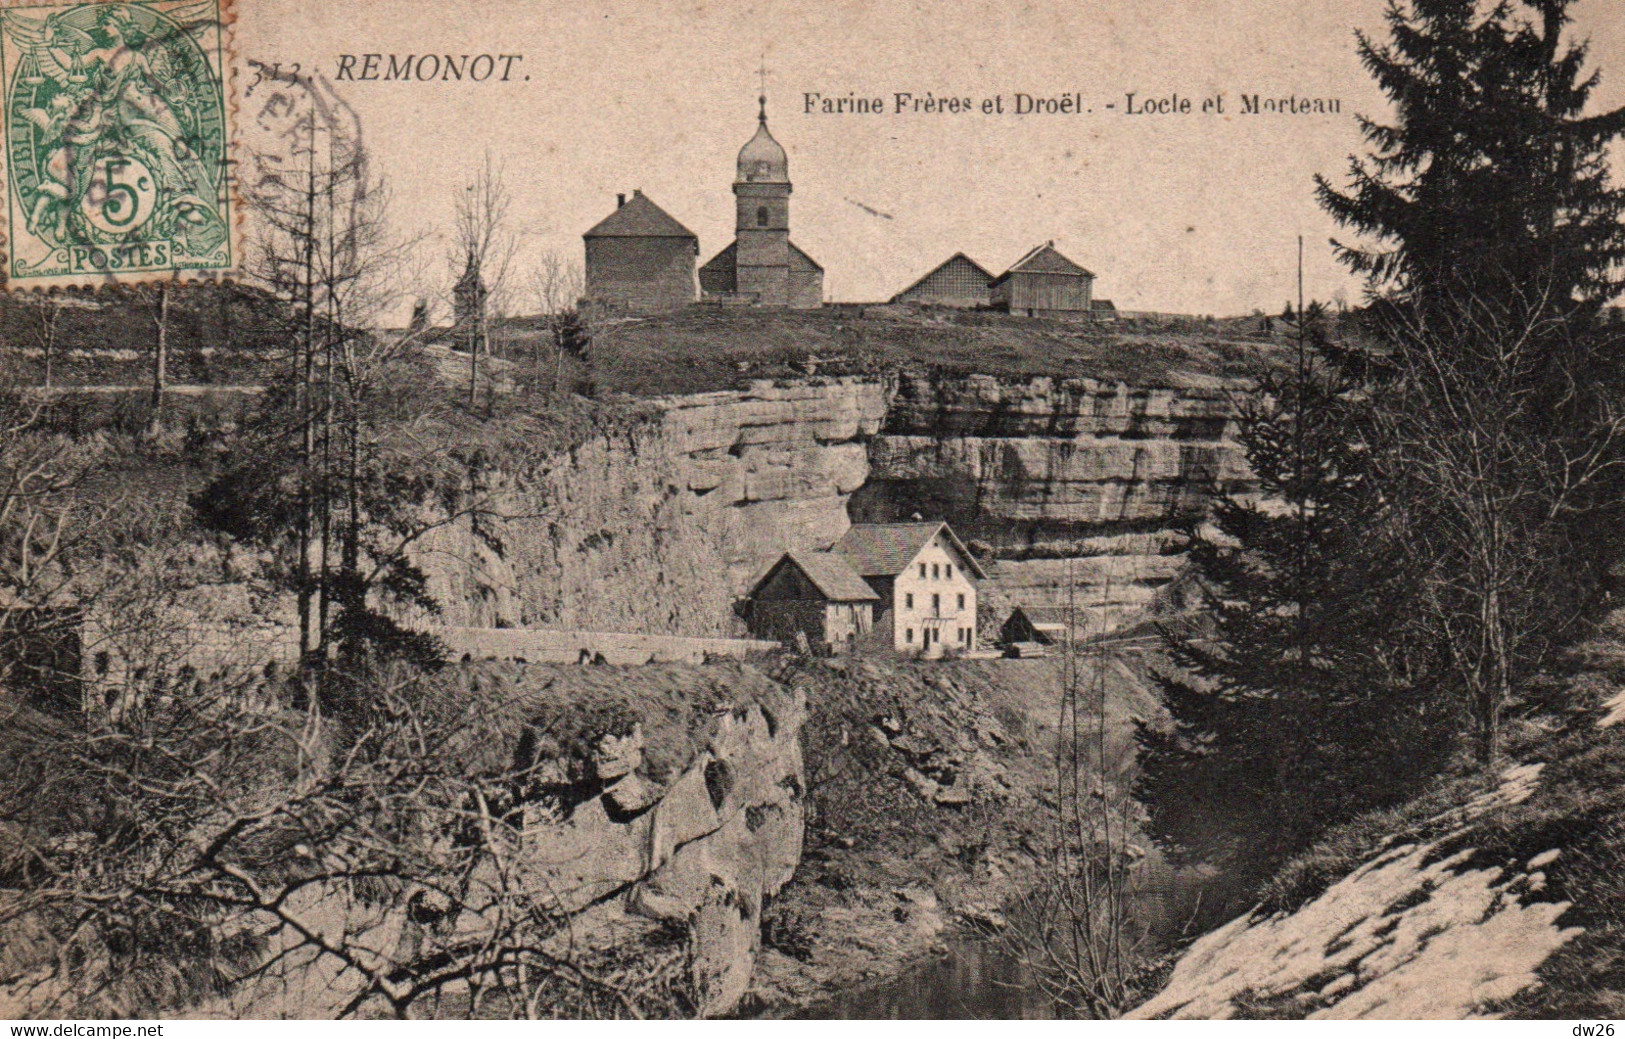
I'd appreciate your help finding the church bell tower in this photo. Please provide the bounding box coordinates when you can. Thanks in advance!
[733,95,792,305]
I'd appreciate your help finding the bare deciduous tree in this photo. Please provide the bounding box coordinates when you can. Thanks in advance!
[0,664,686,1019]
[1372,284,1625,763]
[997,568,1150,1018]
[451,153,519,406]
[18,295,63,390]
[529,251,586,393]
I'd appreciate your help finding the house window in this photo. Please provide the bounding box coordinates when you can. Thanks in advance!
[906,627,914,643]
[919,563,927,578]
[906,593,914,609]
[932,593,941,612]
[958,593,965,610]
[946,564,953,579]
[932,563,940,579]
[757,206,769,226]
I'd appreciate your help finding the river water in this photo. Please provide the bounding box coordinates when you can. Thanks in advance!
[796,938,1057,1019]
[791,862,1231,1019]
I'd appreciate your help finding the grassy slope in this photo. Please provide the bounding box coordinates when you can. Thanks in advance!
[581,308,1295,397]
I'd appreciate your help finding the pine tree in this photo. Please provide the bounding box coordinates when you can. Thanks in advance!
[1137,307,1454,873]
[1315,0,1625,318]
[1317,0,1625,763]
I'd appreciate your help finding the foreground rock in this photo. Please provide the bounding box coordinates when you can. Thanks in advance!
[522,683,807,1016]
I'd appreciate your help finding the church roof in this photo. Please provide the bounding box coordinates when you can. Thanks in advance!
[700,239,824,275]
[737,98,790,184]
[699,240,736,276]
[789,241,823,272]
[991,241,1095,284]
[833,522,988,580]
[583,190,697,239]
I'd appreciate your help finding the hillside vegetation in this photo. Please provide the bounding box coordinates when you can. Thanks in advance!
[1130,604,1625,1019]
[585,307,1299,397]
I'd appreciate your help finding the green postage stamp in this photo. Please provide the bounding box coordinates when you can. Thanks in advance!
[0,0,235,287]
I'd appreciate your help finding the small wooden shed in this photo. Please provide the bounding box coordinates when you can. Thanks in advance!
[999,605,1077,648]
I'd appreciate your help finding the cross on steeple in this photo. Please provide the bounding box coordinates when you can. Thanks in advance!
[757,53,768,122]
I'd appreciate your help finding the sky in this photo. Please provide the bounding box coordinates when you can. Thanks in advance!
[239,0,1625,316]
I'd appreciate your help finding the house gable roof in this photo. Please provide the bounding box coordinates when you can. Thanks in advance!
[751,550,879,602]
[891,252,994,301]
[584,192,698,240]
[833,522,988,580]
[991,242,1095,285]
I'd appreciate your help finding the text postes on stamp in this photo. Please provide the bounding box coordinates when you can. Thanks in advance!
[0,0,235,288]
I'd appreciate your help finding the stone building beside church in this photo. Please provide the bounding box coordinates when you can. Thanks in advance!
[582,190,700,314]
[581,98,823,312]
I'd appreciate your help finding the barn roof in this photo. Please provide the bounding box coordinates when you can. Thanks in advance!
[991,241,1095,284]
[1012,605,1082,628]
[891,252,994,300]
[584,191,698,239]
[783,551,880,601]
[833,522,988,580]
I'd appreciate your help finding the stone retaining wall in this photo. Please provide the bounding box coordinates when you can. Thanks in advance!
[440,626,779,666]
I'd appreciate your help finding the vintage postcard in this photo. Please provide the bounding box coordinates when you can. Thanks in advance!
[1,0,1624,1026]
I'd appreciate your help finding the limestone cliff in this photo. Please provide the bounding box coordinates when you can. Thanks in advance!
[208,661,808,1020]
[415,370,1251,641]
[520,672,807,1016]
[415,378,885,636]
[855,372,1254,628]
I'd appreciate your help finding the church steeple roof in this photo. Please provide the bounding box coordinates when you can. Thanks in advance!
[737,96,789,185]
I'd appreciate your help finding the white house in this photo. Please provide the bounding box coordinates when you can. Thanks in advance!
[830,521,985,657]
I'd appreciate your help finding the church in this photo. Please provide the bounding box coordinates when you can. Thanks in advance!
[583,97,823,312]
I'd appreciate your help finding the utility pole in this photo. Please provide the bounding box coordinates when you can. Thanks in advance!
[149,283,168,426]
[298,107,317,665]
[1295,235,1308,681]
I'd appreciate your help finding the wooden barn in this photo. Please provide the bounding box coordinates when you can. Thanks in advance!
[990,241,1095,318]
[744,550,878,652]
[890,252,994,308]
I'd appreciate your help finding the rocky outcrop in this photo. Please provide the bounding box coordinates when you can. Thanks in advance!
[856,373,1253,628]
[203,665,809,1020]
[520,679,808,1016]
